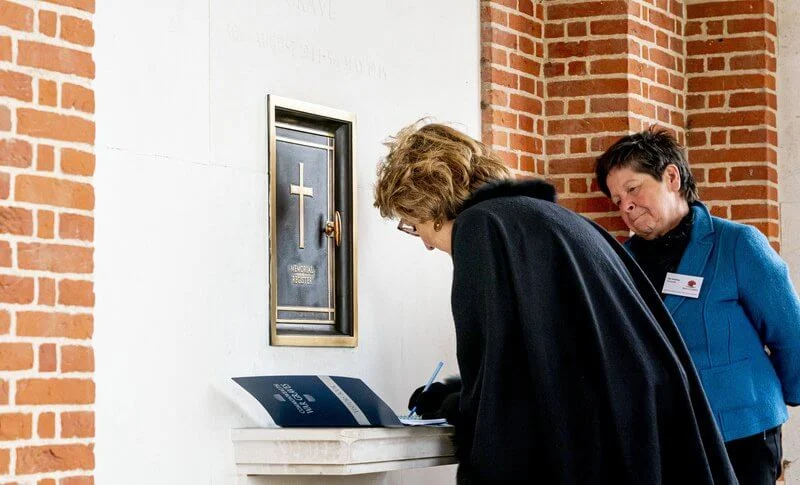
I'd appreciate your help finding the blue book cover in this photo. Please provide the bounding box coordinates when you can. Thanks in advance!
[233,375,403,427]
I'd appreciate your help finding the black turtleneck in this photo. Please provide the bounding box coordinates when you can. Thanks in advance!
[629,210,694,298]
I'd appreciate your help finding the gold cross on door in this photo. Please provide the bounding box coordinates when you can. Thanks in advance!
[290,162,314,248]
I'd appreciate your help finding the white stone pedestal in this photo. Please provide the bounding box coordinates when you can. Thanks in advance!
[232,427,456,484]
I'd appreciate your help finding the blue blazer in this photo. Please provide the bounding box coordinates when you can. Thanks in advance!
[625,202,800,441]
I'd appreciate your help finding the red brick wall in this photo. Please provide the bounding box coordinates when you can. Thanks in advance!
[0,0,95,482]
[482,0,779,246]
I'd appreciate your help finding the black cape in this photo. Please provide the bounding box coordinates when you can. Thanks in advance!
[449,180,736,484]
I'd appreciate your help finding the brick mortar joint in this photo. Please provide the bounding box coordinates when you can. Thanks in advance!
[0,268,96,279]
[0,98,95,122]
[0,165,96,184]
[685,31,779,43]
[10,0,95,20]
[544,54,685,73]
[483,2,541,22]
[0,28,94,55]
[0,61,94,88]
[687,13,778,23]
[0,334,95,345]
[0,134,96,154]
[0,164,95,182]
[3,370,95,379]
[548,16,685,40]
[484,22,546,42]
[0,436,96,445]
[0,203,94,218]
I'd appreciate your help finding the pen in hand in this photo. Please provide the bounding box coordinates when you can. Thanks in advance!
[408,360,445,418]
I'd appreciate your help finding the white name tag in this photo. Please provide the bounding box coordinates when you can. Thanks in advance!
[662,272,704,298]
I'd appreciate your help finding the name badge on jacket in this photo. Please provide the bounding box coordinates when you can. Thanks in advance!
[662,272,704,298]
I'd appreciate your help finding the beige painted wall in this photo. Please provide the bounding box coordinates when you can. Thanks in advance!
[778,0,800,480]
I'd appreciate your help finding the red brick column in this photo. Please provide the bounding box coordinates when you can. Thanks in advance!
[0,0,95,481]
[543,0,685,229]
[481,0,779,245]
[480,0,546,176]
[544,0,631,213]
[685,0,779,247]
[626,0,686,138]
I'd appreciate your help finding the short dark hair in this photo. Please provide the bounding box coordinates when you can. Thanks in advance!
[594,128,698,204]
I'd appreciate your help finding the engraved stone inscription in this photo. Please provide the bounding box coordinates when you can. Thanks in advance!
[223,25,389,81]
[285,0,334,19]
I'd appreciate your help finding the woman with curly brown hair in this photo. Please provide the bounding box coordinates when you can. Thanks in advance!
[374,121,736,484]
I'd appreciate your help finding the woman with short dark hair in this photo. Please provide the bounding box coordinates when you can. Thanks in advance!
[596,128,800,485]
[375,120,736,483]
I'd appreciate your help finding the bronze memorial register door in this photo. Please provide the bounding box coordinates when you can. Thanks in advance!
[268,96,358,347]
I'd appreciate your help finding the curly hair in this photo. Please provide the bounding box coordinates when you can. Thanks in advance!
[374,121,511,223]
[595,127,698,204]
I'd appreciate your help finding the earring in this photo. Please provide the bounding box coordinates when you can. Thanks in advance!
[433,221,443,232]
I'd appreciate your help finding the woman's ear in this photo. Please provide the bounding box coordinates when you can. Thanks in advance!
[664,164,682,192]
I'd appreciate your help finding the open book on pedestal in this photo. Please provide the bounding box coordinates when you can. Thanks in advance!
[235,375,431,427]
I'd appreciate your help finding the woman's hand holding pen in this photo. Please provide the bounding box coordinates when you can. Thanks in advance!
[407,378,462,421]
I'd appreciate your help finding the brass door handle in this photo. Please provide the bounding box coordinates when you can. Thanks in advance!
[324,211,342,247]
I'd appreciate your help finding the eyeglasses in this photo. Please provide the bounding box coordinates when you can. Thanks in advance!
[397,220,419,237]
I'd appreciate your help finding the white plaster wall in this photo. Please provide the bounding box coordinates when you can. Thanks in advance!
[778,0,800,481]
[94,1,480,483]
